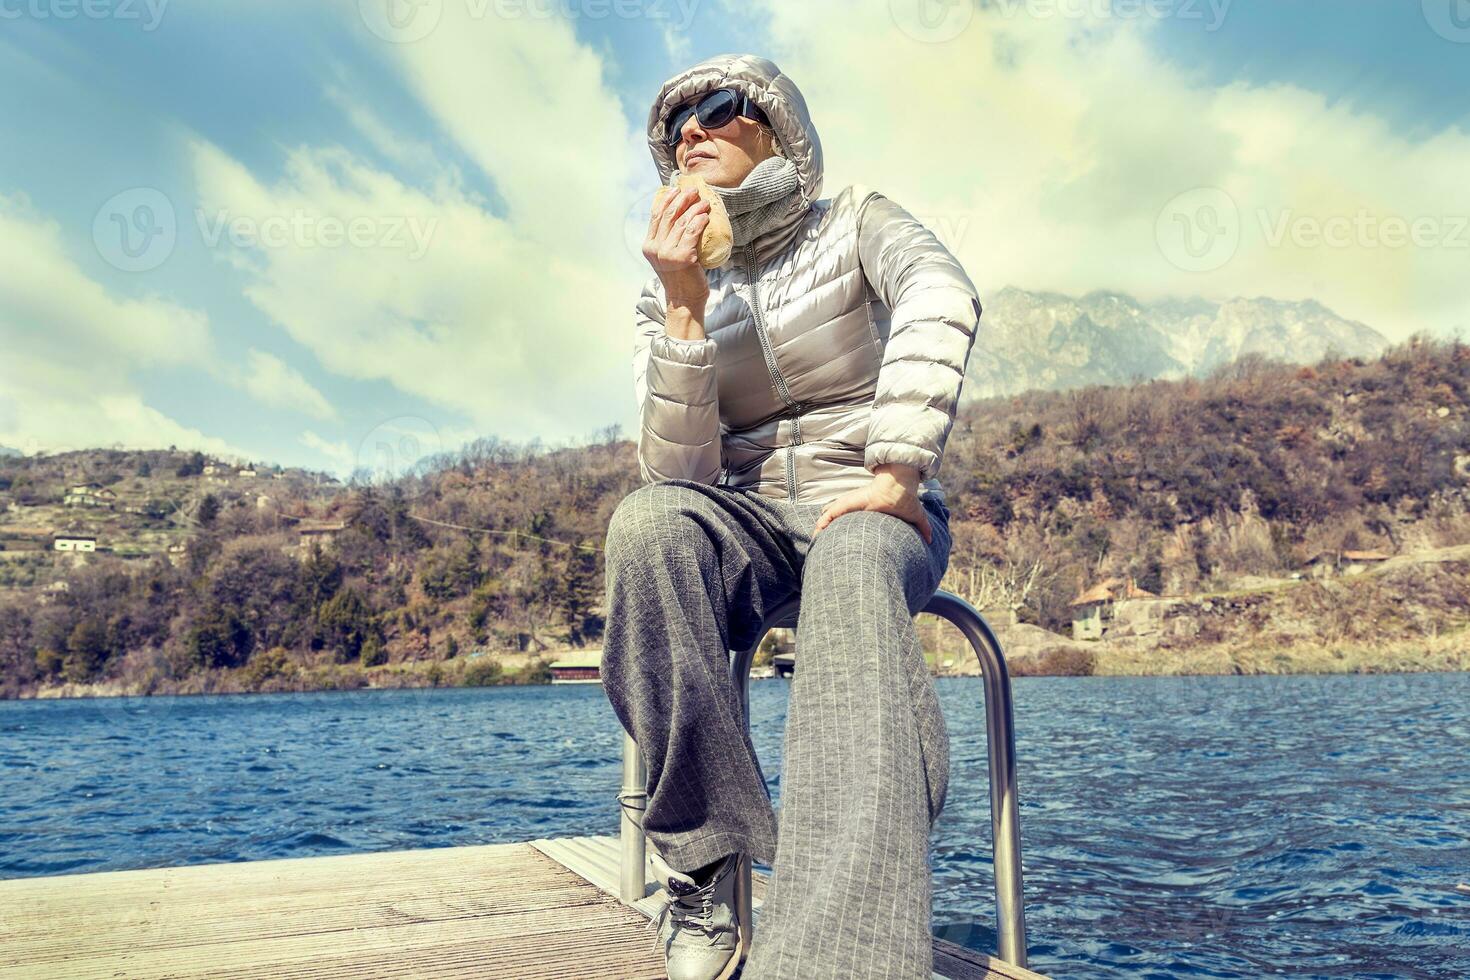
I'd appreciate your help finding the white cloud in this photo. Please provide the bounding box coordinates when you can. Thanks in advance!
[0,194,250,458]
[737,0,1470,342]
[239,349,339,421]
[659,19,693,63]
[189,5,651,451]
[324,80,443,178]
[370,1,647,262]
[300,428,355,476]
[0,193,210,365]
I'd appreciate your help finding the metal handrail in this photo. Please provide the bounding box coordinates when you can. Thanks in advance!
[616,587,1029,968]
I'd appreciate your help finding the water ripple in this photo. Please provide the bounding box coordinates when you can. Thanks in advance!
[0,675,1465,978]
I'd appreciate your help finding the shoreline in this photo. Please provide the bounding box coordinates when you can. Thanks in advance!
[6,641,1468,701]
[2,656,554,702]
[1089,633,1470,677]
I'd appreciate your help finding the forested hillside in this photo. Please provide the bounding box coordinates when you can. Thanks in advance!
[1,334,1466,697]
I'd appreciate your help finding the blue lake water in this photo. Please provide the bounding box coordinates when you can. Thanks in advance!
[2,673,1467,979]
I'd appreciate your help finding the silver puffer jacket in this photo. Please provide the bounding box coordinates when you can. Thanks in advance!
[634,53,981,506]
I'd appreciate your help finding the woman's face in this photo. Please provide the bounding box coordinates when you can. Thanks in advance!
[673,102,778,188]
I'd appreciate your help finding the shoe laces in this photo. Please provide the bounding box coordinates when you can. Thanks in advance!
[645,871,721,951]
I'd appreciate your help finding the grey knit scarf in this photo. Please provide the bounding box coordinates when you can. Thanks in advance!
[680,155,802,249]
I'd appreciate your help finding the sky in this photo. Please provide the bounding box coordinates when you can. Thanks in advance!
[1,0,1467,477]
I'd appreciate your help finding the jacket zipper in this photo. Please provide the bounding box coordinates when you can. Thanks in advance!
[744,244,803,503]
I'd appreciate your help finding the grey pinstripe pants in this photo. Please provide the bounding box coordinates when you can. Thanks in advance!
[600,478,954,979]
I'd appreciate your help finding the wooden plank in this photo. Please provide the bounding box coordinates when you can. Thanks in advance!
[0,842,666,979]
[0,838,1051,980]
[531,835,772,920]
[934,939,1051,980]
[532,834,1050,980]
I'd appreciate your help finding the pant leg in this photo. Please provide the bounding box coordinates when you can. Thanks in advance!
[600,478,806,871]
[743,493,954,980]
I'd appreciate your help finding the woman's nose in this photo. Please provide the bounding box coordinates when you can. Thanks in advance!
[679,113,705,145]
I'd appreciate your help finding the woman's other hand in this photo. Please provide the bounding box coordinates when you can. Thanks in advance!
[814,463,933,544]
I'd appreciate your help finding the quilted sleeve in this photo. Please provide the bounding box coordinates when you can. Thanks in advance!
[632,275,723,485]
[855,188,981,483]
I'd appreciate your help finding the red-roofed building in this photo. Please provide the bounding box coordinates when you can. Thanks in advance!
[1067,576,1158,640]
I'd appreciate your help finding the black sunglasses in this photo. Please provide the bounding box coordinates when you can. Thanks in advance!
[663,87,770,147]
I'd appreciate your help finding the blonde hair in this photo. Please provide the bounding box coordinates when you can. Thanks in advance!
[756,121,785,160]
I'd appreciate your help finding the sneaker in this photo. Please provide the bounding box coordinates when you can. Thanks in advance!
[645,850,748,980]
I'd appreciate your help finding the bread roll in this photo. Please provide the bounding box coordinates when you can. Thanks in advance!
[654,172,734,269]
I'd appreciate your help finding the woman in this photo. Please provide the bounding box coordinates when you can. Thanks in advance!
[601,53,981,980]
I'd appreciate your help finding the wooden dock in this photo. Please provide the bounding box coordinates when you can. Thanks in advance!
[0,835,1048,979]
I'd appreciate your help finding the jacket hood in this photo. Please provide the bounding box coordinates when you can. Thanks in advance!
[647,53,824,215]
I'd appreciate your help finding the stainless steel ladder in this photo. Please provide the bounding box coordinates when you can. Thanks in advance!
[616,588,1029,968]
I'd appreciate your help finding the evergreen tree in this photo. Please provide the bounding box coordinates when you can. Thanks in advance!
[63,617,110,682]
[298,543,343,609]
[558,540,600,646]
[188,604,251,669]
[317,588,374,663]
